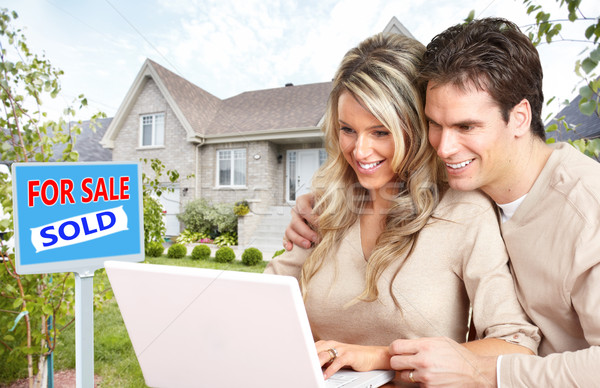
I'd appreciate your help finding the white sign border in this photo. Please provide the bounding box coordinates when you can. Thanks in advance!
[12,161,144,275]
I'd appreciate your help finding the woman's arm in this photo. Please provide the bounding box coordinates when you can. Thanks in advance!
[315,340,391,380]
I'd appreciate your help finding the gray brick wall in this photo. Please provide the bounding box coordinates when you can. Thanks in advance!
[112,78,196,193]
[110,77,324,241]
[197,141,286,213]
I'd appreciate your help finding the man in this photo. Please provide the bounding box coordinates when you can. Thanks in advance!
[284,18,600,387]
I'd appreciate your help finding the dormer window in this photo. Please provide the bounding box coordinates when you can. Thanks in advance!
[140,113,165,147]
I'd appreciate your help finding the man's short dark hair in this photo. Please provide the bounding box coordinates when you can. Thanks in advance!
[420,17,545,140]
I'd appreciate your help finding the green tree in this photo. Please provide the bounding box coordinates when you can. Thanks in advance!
[140,158,181,248]
[465,1,600,158]
[0,8,107,386]
[523,0,600,158]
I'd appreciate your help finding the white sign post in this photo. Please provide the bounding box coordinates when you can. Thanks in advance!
[12,162,144,388]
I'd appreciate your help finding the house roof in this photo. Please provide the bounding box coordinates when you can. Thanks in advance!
[383,16,416,39]
[46,117,112,162]
[101,59,332,147]
[546,93,600,142]
[148,59,221,137]
[71,117,113,161]
[208,82,332,137]
[101,16,416,148]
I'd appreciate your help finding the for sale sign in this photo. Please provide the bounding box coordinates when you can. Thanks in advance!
[12,162,144,274]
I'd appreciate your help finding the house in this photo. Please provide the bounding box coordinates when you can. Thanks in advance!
[100,17,412,256]
[52,117,113,162]
[546,91,600,161]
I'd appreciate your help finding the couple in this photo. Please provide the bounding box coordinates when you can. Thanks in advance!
[266,17,600,387]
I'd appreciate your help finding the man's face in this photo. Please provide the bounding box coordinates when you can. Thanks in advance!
[425,82,517,201]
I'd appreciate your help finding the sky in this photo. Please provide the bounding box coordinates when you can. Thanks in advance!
[4,0,600,122]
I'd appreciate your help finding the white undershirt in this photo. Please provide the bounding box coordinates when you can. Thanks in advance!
[496,194,527,223]
[495,193,527,387]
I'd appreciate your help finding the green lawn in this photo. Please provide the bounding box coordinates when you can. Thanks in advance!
[46,256,268,387]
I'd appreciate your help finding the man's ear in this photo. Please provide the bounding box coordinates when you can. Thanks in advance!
[510,99,532,138]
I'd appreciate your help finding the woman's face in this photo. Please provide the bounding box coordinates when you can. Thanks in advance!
[338,91,397,192]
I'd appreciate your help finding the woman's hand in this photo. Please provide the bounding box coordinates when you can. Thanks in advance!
[315,340,391,380]
[283,193,319,250]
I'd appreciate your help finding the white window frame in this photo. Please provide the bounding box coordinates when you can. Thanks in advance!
[216,148,246,187]
[139,113,165,148]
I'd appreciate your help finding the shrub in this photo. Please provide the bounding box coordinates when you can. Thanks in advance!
[145,241,164,257]
[178,199,237,236]
[176,229,211,244]
[272,248,285,259]
[143,196,166,246]
[233,200,250,216]
[214,231,237,247]
[191,244,211,260]
[210,202,238,234]
[241,247,263,266]
[177,198,213,234]
[167,243,187,259]
[215,246,236,263]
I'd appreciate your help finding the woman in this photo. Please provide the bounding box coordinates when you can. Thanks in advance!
[264,32,539,382]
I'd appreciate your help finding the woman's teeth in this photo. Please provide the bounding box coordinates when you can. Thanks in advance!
[446,160,472,169]
[359,161,382,169]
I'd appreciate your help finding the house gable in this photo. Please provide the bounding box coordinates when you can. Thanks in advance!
[101,59,220,149]
[383,16,416,39]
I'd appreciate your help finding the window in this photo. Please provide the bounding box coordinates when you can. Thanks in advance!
[217,149,246,186]
[140,113,165,147]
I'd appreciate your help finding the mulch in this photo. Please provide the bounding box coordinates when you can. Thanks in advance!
[1,370,101,388]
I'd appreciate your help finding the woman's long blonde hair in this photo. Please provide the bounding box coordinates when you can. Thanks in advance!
[299,33,446,307]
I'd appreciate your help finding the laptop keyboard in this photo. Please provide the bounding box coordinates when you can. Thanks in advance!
[325,373,359,388]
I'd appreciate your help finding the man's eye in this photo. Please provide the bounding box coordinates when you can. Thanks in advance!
[427,121,440,129]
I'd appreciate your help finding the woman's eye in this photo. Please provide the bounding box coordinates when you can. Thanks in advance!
[374,130,390,137]
[340,126,354,134]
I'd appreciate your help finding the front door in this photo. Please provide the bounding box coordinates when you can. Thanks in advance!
[287,149,324,202]
[158,185,180,237]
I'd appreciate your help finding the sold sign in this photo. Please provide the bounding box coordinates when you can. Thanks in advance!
[12,162,144,275]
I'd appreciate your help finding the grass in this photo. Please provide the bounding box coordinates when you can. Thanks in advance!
[7,255,268,387]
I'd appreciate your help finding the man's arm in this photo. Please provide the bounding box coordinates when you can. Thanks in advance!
[389,337,500,387]
[499,261,600,387]
[284,193,319,250]
[500,347,600,387]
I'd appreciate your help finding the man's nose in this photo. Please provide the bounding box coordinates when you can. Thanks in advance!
[436,128,459,158]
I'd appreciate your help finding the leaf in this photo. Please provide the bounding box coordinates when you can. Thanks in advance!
[580,85,594,99]
[581,58,598,74]
[591,47,600,64]
[464,10,475,23]
[585,24,595,40]
[579,99,597,116]
[583,139,600,157]
[545,124,558,133]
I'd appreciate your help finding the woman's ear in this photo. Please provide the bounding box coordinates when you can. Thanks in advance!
[510,99,532,138]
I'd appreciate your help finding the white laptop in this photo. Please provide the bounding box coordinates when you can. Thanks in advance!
[104,261,395,388]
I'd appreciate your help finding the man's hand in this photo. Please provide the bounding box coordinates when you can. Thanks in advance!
[389,337,497,387]
[283,193,319,250]
[316,340,391,380]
